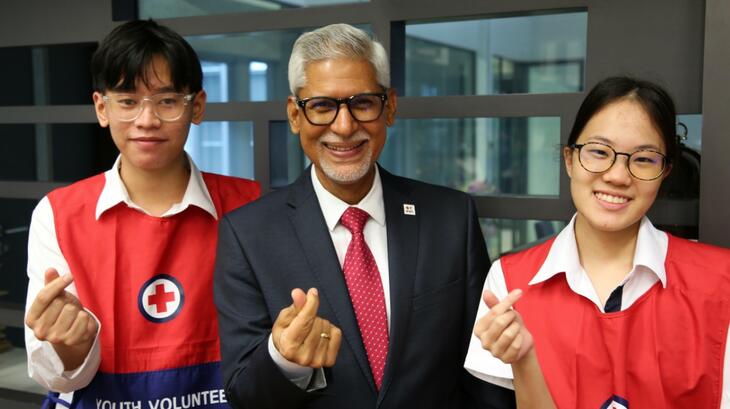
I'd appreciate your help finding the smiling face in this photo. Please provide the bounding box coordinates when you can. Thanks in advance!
[287,58,396,202]
[92,55,206,174]
[564,98,667,235]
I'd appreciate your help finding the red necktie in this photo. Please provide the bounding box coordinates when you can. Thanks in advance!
[340,206,389,390]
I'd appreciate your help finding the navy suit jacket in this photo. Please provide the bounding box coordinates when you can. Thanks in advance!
[214,166,515,409]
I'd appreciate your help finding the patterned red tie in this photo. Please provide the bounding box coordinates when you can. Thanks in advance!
[340,206,389,390]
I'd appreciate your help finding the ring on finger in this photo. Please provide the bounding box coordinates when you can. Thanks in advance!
[320,332,331,340]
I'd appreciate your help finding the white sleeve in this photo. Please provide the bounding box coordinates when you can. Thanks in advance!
[722,327,729,409]
[25,196,102,393]
[267,334,326,391]
[463,258,515,390]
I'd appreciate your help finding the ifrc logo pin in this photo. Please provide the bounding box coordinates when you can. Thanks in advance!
[403,204,416,215]
[138,274,185,323]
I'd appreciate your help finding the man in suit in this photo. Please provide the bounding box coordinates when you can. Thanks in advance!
[214,23,514,409]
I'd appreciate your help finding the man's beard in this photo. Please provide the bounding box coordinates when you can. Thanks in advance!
[317,130,374,184]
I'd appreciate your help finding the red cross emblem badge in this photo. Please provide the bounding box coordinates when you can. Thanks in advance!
[600,395,629,409]
[138,274,185,323]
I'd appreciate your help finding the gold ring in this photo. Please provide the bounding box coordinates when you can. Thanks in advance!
[320,332,331,340]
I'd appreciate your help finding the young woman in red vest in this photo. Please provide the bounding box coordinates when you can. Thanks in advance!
[465,76,729,408]
[24,21,259,409]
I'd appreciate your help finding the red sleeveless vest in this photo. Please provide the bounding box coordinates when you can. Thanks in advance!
[46,172,259,407]
[501,235,730,409]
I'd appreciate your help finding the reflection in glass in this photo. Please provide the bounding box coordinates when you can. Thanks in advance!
[267,117,560,196]
[380,117,561,196]
[140,0,367,19]
[269,121,309,188]
[656,115,702,240]
[250,61,269,101]
[657,114,702,202]
[185,122,254,179]
[185,12,588,102]
[0,43,96,106]
[481,218,567,258]
[188,26,366,102]
[0,198,56,395]
[405,12,587,96]
[677,114,701,152]
[0,199,36,306]
[185,65,255,179]
[0,124,115,182]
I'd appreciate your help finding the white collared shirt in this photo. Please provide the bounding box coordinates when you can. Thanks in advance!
[464,216,729,408]
[527,215,667,311]
[309,165,390,321]
[95,154,218,220]
[25,154,217,397]
[268,165,390,389]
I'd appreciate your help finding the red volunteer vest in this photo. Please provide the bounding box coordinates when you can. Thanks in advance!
[47,172,258,374]
[502,235,730,409]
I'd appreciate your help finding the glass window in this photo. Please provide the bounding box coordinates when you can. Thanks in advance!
[0,122,253,183]
[249,61,269,101]
[0,199,36,307]
[140,0,367,19]
[0,198,50,396]
[382,117,561,196]
[678,114,701,152]
[269,121,309,188]
[268,116,561,196]
[657,115,702,200]
[481,218,567,258]
[405,12,587,96]
[655,115,702,239]
[185,121,255,179]
[186,25,369,102]
[185,63,256,178]
[0,124,116,182]
[0,43,96,106]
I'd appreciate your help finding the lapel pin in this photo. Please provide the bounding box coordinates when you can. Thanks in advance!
[403,204,416,216]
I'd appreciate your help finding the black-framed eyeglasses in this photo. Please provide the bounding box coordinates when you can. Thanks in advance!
[296,93,388,126]
[102,92,196,122]
[570,142,667,181]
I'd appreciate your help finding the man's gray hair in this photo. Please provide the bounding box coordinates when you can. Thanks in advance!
[288,24,390,95]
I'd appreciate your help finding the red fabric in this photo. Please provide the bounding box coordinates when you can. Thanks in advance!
[340,207,389,390]
[501,234,730,409]
[48,172,259,374]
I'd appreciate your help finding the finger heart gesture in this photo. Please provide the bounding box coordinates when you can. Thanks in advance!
[272,288,342,368]
[473,289,534,364]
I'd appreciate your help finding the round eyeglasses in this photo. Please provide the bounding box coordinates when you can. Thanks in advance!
[102,92,195,122]
[570,142,667,181]
[296,93,388,126]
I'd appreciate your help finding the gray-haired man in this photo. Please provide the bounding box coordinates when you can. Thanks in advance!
[214,23,515,409]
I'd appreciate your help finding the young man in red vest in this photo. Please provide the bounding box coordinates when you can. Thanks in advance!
[24,20,259,408]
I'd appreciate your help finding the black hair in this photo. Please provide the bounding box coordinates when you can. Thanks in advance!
[567,76,678,165]
[91,20,202,93]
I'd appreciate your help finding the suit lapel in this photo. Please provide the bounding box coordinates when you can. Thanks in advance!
[286,168,375,391]
[377,166,419,403]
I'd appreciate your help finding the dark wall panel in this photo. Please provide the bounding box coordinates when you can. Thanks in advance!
[586,0,704,113]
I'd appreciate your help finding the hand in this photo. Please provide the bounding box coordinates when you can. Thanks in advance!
[25,268,98,369]
[272,288,342,368]
[473,289,533,364]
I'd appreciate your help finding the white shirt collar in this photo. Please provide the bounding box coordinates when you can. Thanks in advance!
[310,165,385,231]
[95,153,218,220]
[529,215,668,288]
